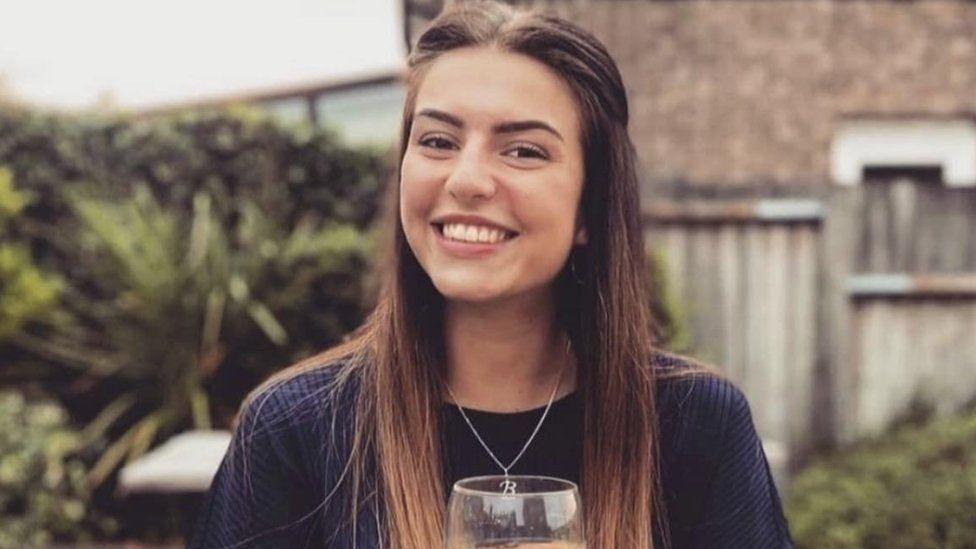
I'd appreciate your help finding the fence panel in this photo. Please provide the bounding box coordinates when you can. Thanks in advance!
[646,200,822,468]
[646,184,976,474]
[851,298,976,436]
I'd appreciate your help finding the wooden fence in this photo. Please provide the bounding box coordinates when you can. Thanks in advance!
[644,179,976,477]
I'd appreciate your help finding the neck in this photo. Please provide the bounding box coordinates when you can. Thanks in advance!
[443,288,577,413]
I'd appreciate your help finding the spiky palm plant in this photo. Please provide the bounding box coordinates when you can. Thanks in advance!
[11,182,371,488]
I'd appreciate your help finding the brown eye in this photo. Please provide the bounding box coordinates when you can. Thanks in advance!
[503,144,548,160]
[419,135,457,150]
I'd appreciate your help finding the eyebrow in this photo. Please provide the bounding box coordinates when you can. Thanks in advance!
[415,108,565,142]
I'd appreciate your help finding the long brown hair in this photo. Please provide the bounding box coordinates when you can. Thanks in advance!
[246,1,704,547]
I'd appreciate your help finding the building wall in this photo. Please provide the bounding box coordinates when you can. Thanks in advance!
[522,0,976,187]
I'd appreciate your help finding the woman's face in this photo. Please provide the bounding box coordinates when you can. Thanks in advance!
[400,46,586,304]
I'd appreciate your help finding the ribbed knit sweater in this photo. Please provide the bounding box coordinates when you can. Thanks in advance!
[189,351,794,548]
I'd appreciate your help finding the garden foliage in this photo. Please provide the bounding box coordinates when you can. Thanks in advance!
[646,247,692,353]
[0,167,62,340]
[0,107,387,491]
[787,407,976,548]
[0,390,117,546]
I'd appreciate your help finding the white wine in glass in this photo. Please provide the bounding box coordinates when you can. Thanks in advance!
[445,475,585,548]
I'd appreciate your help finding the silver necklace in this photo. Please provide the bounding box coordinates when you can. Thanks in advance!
[444,339,571,478]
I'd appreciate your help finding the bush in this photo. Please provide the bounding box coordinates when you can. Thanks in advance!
[0,108,387,492]
[647,247,692,353]
[0,167,62,340]
[786,408,976,548]
[59,180,373,487]
[0,390,118,546]
[0,107,386,234]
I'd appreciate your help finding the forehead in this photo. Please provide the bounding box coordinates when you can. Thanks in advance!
[413,47,580,137]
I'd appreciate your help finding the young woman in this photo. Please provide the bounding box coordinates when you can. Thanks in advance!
[189,1,793,547]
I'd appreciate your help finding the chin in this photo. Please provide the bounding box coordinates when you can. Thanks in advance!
[434,284,505,304]
[429,275,507,303]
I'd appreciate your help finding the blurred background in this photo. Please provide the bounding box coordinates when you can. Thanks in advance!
[1,0,975,547]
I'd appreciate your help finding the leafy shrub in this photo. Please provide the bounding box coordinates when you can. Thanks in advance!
[0,167,62,340]
[647,247,692,353]
[786,408,976,548]
[54,181,372,487]
[0,107,386,234]
[0,108,387,491]
[0,390,118,546]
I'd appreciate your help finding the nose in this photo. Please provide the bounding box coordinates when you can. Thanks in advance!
[444,145,496,202]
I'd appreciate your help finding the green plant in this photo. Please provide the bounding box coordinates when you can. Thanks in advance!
[786,408,976,548]
[0,167,62,340]
[11,181,372,489]
[0,390,118,546]
[0,109,385,491]
[646,247,692,353]
[0,108,385,239]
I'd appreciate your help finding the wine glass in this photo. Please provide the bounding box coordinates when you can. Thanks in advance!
[445,475,585,548]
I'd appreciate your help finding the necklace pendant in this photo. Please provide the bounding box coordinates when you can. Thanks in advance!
[445,346,570,487]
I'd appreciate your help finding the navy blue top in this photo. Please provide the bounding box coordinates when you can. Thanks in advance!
[189,352,793,548]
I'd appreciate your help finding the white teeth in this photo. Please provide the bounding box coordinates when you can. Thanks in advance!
[440,223,513,244]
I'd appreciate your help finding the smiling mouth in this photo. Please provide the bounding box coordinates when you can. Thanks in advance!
[432,223,519,244]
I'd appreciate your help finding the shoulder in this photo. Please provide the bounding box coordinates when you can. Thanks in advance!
[221,357,362,488]
[651,351,795,546]
[189,359,359,547]
[234,357,359,449]
[651,350,754,459]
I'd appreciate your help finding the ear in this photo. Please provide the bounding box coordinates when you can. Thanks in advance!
[574,226,588,245]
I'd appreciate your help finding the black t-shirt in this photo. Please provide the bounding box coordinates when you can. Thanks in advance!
[441,389,584,491]
[190,352,794,548]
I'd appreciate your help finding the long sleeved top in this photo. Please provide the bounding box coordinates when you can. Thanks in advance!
[189,351,794,548]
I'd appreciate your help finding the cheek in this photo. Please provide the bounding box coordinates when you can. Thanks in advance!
[399,156,438,227]
[513,181,582,241]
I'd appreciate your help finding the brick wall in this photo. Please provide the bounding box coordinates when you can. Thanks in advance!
[519,0,976,188]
